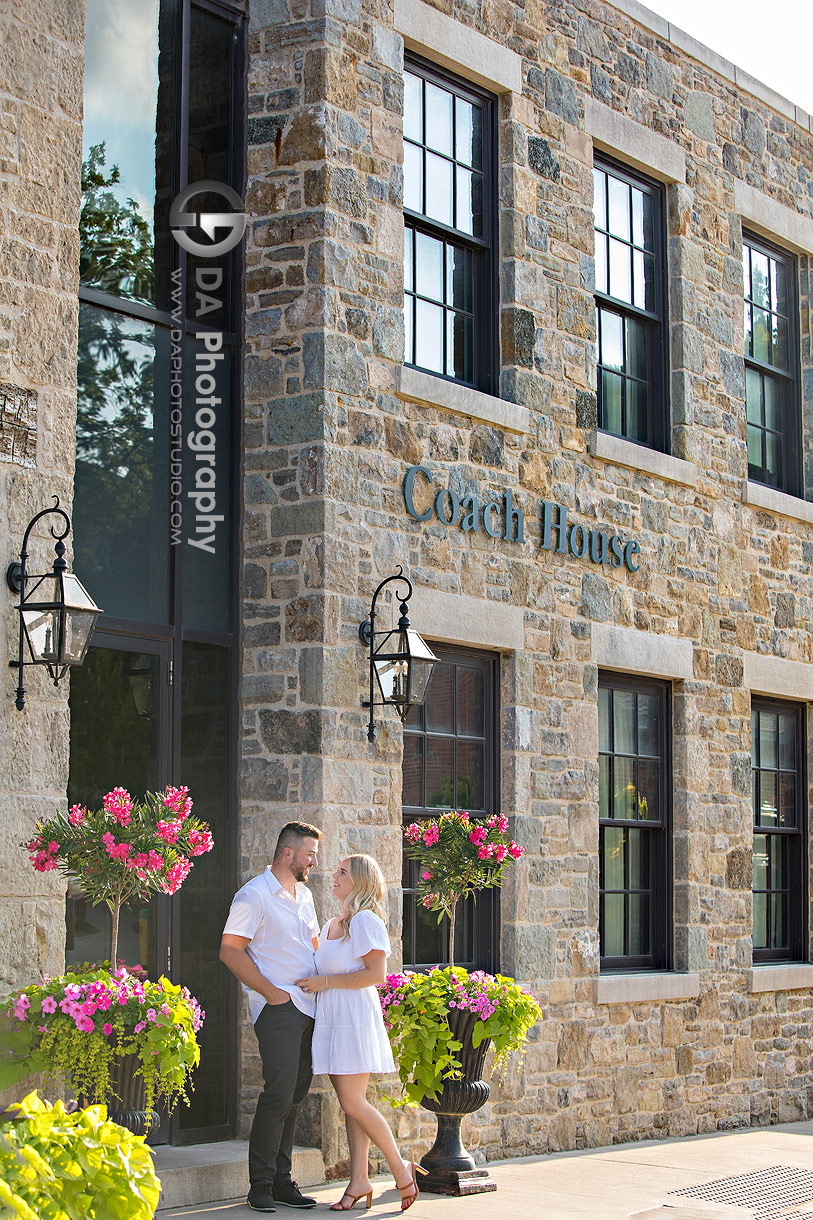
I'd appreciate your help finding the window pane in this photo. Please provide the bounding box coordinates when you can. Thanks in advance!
[758,771,778,826]
[456,97,482,169]
[627,381,647,443]
[632,248,646,309]
[770,836,786,889]
[770,893,785,948]
[447,245,473,312]
[602,893,624,957]
[404,293,413,363]
[753,834,768,889]
[753,891,767,949]
[602,370,623,435]
[457,666,484,736]
[403,142,423,212]
[404,229,414,292]
[779,773,796,828]
[613,690,636,754]
[745,366,762,423]
[607,175,630,239]
[601,309,623,370]
[752,307,770,362]
[747,422,762,473]
[631,189,644,247]
[413,898,447,964]
[81,0,162,306]
[745,300,753,358]
[628,894,649,955]
[592,167,607,230]
[402,734,424,807]
[599,754,611,818]
[595,233,608,294]
[404,72,422,143]
[773,314,788,369]
[764,431,779,485]
[425,151,453,226]
[628,828,648,889]
[415,231,443,301]
[75,305,170,623]
[763,376,781,432]
[609,237,632,303]
[750,249,770,307]
[626,314,648,384]
[415,299,443,372]
[599,686,611,751]
[457,740,484,810]
[760,712,777,767]
[614,756,635,820]
[425,663,454,733]
[642,253,657,312]
[425,737,454,807]
[447,312,473,382]
[425,82,453,156]
[779,715,795,769]
[637,760,659,821]
[456,167,476,235]
[603,826,625,890]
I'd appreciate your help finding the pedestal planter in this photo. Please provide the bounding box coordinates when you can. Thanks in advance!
[419,1009,496,1196]
[106,1052,160,1140]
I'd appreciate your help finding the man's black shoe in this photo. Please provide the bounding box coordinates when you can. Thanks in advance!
[247,1186,277,1212]
[272,1181,318,1208]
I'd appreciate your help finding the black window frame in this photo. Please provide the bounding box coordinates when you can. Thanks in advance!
[403,53,499,395]
[598,672,672,972]
[76,0,245,1146]
[593,155,669,453]
[401,644,500,973]
[743,231,802,497]
[751,698,807,964]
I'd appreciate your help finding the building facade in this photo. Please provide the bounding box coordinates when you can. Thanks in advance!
[3,0,813,1167]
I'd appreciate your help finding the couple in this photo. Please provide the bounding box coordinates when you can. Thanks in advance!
[220,821,425,1214]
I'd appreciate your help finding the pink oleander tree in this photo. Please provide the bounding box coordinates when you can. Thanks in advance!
[403,811,524,970]
[25,786,213,969]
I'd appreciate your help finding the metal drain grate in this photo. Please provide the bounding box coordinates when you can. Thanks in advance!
[668,1165,813,1219]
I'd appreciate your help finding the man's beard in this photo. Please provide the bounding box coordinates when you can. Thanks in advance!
[292,864,309,882]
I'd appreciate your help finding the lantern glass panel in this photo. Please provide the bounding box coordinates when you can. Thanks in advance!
[373,629,410,705]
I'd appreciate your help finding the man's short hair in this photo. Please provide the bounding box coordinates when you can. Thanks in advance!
[274,821,322,859]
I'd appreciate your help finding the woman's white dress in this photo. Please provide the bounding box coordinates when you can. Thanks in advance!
[311,909,396,1076]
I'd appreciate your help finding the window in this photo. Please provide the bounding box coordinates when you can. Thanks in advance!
[599,675,670,970]
[401,647,499,971]
[403,58,497,392]
[743,234,800,494]
[751,701,806,962]
[593,159,667,450]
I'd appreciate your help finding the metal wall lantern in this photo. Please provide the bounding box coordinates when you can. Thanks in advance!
[6,499,102,710]
[359,567,438,742]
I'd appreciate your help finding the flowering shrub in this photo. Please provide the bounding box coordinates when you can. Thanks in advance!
[0,967,203,1112]
[404,811,525,967]
[25,785,213,964]
[378,967,541,1106]
[0,1090,160,1220]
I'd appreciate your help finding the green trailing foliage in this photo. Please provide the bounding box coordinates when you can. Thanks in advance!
[0,1090,160,1220]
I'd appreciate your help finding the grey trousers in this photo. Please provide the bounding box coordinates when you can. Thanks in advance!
[249,1000,314,1188]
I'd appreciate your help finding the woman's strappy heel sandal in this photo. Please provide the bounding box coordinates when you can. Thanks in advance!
[330,1188,373,1211]
[398,1162,427,1212]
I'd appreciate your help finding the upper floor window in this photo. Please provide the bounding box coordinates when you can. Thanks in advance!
[599,674,671,971]
[743,234,800,495]
[403,58,497,393]
[752,700,806,963]
[593,159,667,451]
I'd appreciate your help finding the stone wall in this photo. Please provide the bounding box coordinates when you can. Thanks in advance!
[0,0,84,1030]
[241,0,813,1163]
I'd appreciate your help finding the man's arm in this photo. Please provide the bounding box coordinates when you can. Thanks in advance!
[219,934,290,1005]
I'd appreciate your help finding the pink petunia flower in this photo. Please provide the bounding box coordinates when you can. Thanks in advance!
[41,996,57,1014]
[103,1023,113,1036]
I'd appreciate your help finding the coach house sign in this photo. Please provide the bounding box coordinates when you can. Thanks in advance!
[403,465,641,574]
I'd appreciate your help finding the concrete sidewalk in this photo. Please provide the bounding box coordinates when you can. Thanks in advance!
[157,1119,813,1220]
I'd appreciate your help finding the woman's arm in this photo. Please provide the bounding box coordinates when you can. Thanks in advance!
[296,948,386,994]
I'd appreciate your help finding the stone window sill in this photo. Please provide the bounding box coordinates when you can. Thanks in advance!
[396,366,530,435]
[742,480,813,526]
[588,431,697,487]
[594,972,701,1005]
[747,964,813,993]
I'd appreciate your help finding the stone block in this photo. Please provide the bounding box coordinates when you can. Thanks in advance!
[259,709,323,755]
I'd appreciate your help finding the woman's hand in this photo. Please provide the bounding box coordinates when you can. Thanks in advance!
[296,974,328,994]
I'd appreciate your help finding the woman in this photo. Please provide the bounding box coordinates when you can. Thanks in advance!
[296,854,426,1212]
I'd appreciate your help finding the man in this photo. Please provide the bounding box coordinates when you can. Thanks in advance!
[220,821,322,1214]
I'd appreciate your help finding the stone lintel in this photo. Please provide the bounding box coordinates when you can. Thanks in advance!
[396,366,531,434]
[585,98,686,184]
[409,587,524,652]
[735,182,813,255]
[393,0,522,94]
[747,964,813,993]
[742,479,813,524]
[592,624,694,681]
[743,651,813,701]
[589,431,697,487]
[594,972,701,1005]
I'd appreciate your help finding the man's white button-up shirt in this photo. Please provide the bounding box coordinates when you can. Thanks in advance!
[223,867,320,1023]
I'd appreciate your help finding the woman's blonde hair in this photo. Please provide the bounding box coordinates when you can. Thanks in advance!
[339,854,387,940]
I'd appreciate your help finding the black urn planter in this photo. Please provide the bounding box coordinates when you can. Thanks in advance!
[419,1008,496,1195]
[104,1053,160,1141]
